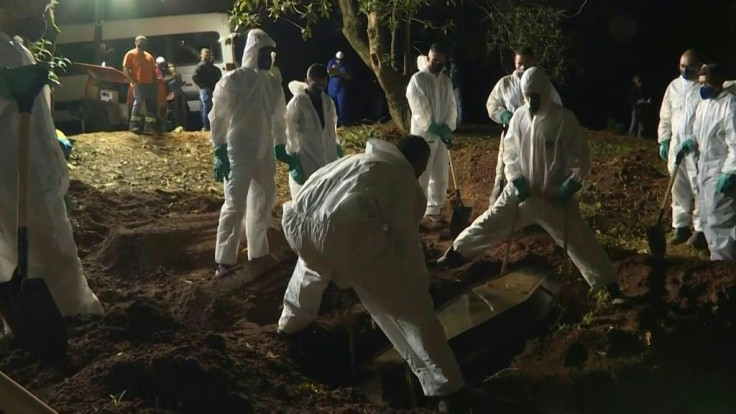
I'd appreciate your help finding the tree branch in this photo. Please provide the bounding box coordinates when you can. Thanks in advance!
[337,0,371,68]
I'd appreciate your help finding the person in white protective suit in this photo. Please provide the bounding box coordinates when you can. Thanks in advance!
[0,0,103,317]
[438,68,626,301]
[486,47,562,205]
[406,43,457,221]
[277,136,466,400]
[276,64,341,199]
[209,29,286,276]
[657,49,707,249]
[676,64,736,261]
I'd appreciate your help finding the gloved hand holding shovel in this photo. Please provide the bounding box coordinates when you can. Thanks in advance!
[0,63,68,361]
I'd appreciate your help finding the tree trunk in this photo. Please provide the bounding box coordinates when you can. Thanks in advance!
[337,0,411,131]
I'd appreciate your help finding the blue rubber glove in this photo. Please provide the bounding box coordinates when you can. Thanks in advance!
[659,139,670,161]
[58,137,73,161]
[677,138,697,158]
[500,110,513,127]
[557,177,583,204]
[716,173,735,194]
[512,177,530,202]
[336,144,344,158]
[213,144,230,181]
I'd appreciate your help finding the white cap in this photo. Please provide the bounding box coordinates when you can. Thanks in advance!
[336,51,344,59]
[155,56,166,64]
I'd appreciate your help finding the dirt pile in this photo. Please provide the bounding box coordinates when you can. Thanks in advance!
[1,129,734,413]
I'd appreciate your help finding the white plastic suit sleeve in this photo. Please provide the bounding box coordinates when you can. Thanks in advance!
[285,93,301,153]
[502,112,524,182]
[563,113,592,183]
[272,82,288,147]
[658,86,673,144]
[445,77,458,131]
[387,177,430,281]
[722,98,736,175]
[486,80,509,124]
[209,79,236,148]
[406,75,433,132]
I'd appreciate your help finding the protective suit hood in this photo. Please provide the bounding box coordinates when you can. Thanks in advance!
[241,28,276,70]
[288,80,308,96]
[365,139,411,170]
[521,67,553,114]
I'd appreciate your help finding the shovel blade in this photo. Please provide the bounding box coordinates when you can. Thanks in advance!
[0,270,67,361]
[450,206,472,239]
[646,222,667,259]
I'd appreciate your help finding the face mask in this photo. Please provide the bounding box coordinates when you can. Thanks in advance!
[681,68,697,81]
[527,94,541,115]
[429,62,444,74]
[700,85,718,100]
[17,14,47,42]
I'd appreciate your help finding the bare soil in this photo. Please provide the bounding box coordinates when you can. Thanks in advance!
[1,128,734,413]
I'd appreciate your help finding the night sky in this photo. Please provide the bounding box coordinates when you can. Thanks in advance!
[55,0,736,131]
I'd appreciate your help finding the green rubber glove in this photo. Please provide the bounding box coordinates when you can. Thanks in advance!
[336,144,344,158]
[512,177,530,202]
[677,138,697,158]
[557,177,583,204]
[500,110,513,127]
[659,139,670,161]
[290,162,307,185]
[274,144,294,165]
[213,144,230,182]
[428,122,443,136]
[438,124,453,148]
[716,173,735,194]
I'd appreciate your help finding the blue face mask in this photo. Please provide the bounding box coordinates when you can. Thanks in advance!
[700,85,718,100]
[681,68,697,81]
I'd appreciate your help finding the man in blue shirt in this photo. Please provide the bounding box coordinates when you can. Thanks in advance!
[326,51,352,126]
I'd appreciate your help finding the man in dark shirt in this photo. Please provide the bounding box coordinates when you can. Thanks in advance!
[192,48,222,131]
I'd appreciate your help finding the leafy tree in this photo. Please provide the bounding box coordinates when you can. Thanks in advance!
[475,0,584,84]
[231,0,581,130]
[27,1,71,84]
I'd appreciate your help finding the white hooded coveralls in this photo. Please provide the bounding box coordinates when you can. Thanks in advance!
[486,72,562,204]
[210,29,287,263]
[277,139,464,396]
[284,81,340,199]
[658,77,702,232]
[0,32,103,316]
[454,68,617,290]
[406,67,457,216]
[692,89,736,260]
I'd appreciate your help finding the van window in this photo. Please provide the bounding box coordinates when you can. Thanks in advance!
[57,31,223,70]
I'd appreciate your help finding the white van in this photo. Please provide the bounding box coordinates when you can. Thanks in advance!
[53,13,237,132]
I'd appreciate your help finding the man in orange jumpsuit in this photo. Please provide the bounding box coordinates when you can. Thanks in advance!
[123,35,158,134]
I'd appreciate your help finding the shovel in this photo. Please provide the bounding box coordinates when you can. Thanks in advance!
[647,151,685,259]
[448,151,471,238]
[0,64,68,360]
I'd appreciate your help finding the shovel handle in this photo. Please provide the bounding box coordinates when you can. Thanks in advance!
[498,202,520,277]
[657,156,683,224]
[17,113,31,280]
[448,150,459,191]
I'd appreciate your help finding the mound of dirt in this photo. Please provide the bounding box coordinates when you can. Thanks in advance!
[1,129,735,413]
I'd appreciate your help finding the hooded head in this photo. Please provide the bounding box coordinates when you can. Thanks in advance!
[520,67,553,116]
[241,28,277,70]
